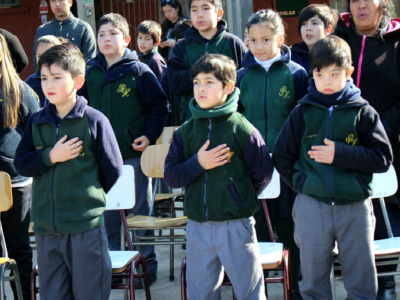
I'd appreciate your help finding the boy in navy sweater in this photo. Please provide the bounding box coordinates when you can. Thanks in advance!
[273,36,393,300]
[137,20,166,81]
[14,43,123,300]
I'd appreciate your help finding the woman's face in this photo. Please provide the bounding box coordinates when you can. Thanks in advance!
[163,5,179,23]
[350,0,383,36]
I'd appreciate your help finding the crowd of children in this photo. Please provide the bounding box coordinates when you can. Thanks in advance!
[0,0,395,299]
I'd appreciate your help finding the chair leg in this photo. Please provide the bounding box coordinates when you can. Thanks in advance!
[170,229,175,281]
[30,265,38,300]
[1,264,6,300]
[282,248,293,300]
[133,254,151,300]
[180,256,187,300]
[10,263,23,300]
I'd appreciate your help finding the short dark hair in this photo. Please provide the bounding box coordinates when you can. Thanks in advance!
[137,20,162,43]
[98,13,130,39]
[189,0,223,11]
[246,9,286,44]
[310,36,352,72]
[38,43,85,78]
[345,0,394,38]
[175,19,193,40]
[297,4,339,34]
[191,54,236,87]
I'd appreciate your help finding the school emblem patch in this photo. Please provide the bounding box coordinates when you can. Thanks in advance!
[345,134,358,146]
[279,86,290,98]
[117,84,131,98]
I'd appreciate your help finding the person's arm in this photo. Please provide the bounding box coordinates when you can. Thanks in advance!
[272,105,305,190]
[382,100,400,138]
[243,129,274,195]
[293,66,309,100]
[148,55,166,82]
[225,33,247,69]
[167,40,193,96]
[87,107,123,193]
[332,105,393,173]
[0,29,28,73]
[81,24,97,63]
[135,65,169,145]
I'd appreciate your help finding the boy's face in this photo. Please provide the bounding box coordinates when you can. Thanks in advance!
[193,72,234,110]
[248,24,283,62]
[98,22,131,60]
[190,0,223,39]
[50,0,72,20]
[137,32,157,54]
[41,64,84,107]
[313,64,354,95]
[300,15,332,50]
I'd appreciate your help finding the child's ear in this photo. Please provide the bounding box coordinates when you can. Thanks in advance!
[124,36,131,47]
[217,8,224,21]
[346,66,355,80]
[325,24,333,35]
[277,35,284,48]
[74,74,85,90]
[225,81,235,95]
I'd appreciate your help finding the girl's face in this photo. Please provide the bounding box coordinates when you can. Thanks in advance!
[36,42,56,66]
[163,5,179,23]
[248,24,283,62]
[300,15,332,51]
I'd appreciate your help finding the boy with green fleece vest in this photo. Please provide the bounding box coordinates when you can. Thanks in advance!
[14,43,123,300]
[273,36,393,300]
[165,54,273,300]
[167,0,247,123]
[83,13,168,287]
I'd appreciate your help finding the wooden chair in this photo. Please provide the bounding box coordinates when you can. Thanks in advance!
[126,144,187,281]
[331,165,400,299]
[180,166,293,300]
[0,172,23,300]
[31,166,152,300]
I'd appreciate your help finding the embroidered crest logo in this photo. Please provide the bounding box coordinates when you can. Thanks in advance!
[227,151,234,163]
[279,86,290,98]
[79,147,85,157]
[345,134,358,146]
[117,84,131,97]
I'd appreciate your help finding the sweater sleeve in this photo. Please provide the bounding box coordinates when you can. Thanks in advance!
[243,129,274,195]
[332,105,393,173]
[167,40,194,96]
[0,29,28,74]
[293,65,308,100]
[14,114,53,177]
[382,99,400,138]
[135,65,169,144]
[164,130,206,188]
[86,107,123,193]
[272,105,305,190]
[225,33,247,69]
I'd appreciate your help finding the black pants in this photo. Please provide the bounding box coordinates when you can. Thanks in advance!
[2,185,33,300]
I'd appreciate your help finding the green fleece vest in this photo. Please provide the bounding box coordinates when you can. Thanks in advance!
[180,31,234,121]
[240,62,296,150]
[179,91,259,222]
[32,114,105,235]
[293,105,372,205]
[86,67,146,159]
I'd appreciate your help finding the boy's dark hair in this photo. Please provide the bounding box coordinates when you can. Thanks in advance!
[297,4,339,34]
[97,13,130,39]
[189,0,223,11]
[246,9,286,44]
[38,43,85,78]
[175,19,193,40]
[310,36,352,72]
[137,20,162,43]
[191,54,236,87]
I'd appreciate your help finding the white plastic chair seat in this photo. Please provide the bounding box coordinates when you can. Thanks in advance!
[259,242,284,269]
[109,250,140,273]
[374,237,400,256]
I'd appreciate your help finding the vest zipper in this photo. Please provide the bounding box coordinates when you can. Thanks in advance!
[205,42,209,54]
[50,123,61,234]
[326,106,335,205]
[203,118,212,221]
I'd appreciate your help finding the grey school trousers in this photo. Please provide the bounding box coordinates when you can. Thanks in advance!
[186,218,266,300]
[35,225,111,300]
[293,193,377,300]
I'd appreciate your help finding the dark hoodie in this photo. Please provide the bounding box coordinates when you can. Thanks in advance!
[273,78,393,206]
[290,41,311,75]
[138,47,166,82]
[167,19,247,123]
[84,49,168,159]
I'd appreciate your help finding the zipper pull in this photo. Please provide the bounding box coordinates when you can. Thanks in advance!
[208,118,212,130]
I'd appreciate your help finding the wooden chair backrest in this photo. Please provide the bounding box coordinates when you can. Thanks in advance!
[105,165,136,211]
[0,172,12,212]
[140,144,170,179]
[156,127,179,145]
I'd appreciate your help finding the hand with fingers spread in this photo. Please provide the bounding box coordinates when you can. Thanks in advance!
[308,138,335,164]
[49,135,83,164]
[197,140,230,170]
